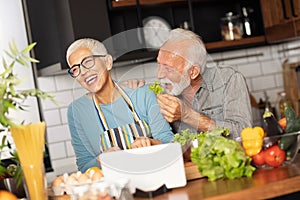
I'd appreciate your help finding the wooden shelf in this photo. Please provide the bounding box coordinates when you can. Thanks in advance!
[205,35,266,50]
[111,0,185,8]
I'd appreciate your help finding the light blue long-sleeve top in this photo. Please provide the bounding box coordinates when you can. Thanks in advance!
[67,84,174,172]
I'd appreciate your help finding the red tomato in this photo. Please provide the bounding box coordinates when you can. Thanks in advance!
[264,145,286,167]
[252,150,265,166]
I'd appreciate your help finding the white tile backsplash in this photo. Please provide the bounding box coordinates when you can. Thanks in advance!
[257,46,274,61]
[47,125,70,143]
[39,39,300,181]
[60,108,68,124]
[66,140,75,157]
[55,75,80,91]
[275,73,284,87]
[48,142,67,160]
[50,90,74,109]
[238,62,262,78]
[261,60,283,74]
[44,109,61,126]
[252,75,276,91]
[38,76,56,92]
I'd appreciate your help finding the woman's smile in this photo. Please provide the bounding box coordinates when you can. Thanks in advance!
[85,74,98,85]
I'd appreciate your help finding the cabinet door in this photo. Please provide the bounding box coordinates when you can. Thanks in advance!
[260,0,297,42]
[25,0,111,76]
[292,0,300,36]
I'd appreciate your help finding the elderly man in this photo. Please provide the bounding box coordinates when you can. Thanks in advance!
[130,28,252,139]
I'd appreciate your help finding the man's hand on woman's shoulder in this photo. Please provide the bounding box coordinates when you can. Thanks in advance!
[122,79,145,89]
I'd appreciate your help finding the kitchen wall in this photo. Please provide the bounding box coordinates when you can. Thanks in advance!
[0,0,41,159]
[40,39,300,181]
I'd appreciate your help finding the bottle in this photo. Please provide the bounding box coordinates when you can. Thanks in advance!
[242,7,252,37]
[277,91,292,119]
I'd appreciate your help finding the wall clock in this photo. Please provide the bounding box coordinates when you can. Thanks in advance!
[140,16,171,49]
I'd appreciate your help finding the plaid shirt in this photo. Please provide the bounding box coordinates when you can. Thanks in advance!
[171,65,253,139]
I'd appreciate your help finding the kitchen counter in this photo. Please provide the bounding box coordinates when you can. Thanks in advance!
[135,153,300,200]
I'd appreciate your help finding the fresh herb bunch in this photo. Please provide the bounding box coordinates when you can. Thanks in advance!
[149,81,164,95]
[0,40,55,187]
[173,127,255,181]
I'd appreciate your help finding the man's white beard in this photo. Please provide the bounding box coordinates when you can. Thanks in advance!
[160,72,190,96]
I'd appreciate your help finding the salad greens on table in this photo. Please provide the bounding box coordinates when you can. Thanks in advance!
[173,127,256,181]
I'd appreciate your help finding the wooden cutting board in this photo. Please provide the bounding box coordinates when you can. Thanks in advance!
[184,162,204,181]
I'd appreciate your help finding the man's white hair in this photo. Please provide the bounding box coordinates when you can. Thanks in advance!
[66,38,108,66]
[166,28,207,73]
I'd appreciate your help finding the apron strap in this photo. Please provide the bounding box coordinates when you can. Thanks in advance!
[92,95,109,131]
[92,82,141,131]
[115,83,140,122]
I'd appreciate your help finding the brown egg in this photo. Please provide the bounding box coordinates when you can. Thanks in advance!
[65,175,78,185]
[98,192,112,200]
[77,173,90,184]
[91,171,104,182]
[70,171,81,179]
[51,176,64,187]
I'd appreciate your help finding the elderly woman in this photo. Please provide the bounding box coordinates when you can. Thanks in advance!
[66,38,173,172]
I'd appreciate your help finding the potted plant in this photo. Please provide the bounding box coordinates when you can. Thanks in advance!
[0,40,55,197]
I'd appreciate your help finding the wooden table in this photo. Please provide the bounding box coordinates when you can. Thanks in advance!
[135,154,300,200]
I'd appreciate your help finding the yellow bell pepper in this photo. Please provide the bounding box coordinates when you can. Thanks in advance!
[241,126,265,157]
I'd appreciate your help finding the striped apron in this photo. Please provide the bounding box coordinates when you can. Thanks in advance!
[92,84,151,152]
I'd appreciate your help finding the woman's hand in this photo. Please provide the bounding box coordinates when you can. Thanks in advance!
[104,146,121,152]
[132,137,151,148]
[131,137,162,148]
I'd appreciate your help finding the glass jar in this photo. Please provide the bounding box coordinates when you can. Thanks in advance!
[276,91,292,119]
[220,12,243,41]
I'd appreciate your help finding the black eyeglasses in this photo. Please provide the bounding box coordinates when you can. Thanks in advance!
[68,55,105,78]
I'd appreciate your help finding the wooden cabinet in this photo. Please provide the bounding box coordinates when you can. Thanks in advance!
[283,61,300,115]
[25,0,267,76]
[108,0,266,52]
[260,0,300,43]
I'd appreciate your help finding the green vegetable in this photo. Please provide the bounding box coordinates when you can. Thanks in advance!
[285,107,300,133]
[285,140,298,161]
[173,127,255,181]
[149,81,164,94]
[279,134,296,150]
[279,107,299,151]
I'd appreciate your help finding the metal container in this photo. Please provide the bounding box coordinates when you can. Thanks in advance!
[220,12,243,41]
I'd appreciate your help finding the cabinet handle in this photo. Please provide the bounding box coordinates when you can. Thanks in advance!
[281,0,291,19]
[290,0,298,17]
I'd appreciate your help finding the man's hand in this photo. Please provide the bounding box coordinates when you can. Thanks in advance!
[157,94,185,122]
[123,79,145,89]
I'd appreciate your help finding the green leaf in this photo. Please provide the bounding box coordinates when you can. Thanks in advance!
[8,40,19,56]
[21,42,36,54]
[0,40,56,184]
[2,58,8,69]
[16,57,28,66]
[26,55,39,63]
